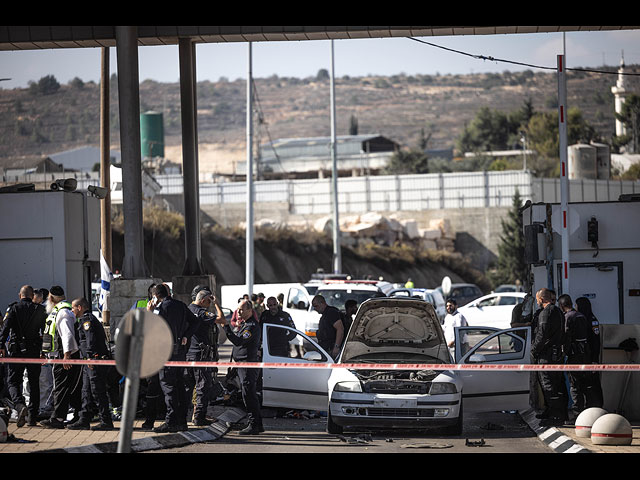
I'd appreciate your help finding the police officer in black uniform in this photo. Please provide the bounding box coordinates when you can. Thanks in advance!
[532,288,567,426]
[558,294,591,423]
[67,297,114,431]
[0,285,47,427]
[575,296,604,409]
[186,285,223,426]
[152,284,198,433]
[260,296,296,357]
[216,299,263,435]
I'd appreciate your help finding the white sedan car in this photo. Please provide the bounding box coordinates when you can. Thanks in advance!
[457,292,526,329]
[259,297,531,435]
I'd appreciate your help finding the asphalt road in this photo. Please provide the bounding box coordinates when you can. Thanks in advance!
[155,407,551,454]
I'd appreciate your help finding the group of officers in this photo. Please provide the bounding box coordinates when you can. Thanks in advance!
[514,287,604,426]
[0,284,115,431]
[3,280,601,435]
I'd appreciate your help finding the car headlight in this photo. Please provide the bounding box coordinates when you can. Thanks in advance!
[333,381,362,393]
[429,382,457,395]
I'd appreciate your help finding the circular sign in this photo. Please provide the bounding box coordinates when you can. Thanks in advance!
[441,276,452,297]
[115,309,173,378]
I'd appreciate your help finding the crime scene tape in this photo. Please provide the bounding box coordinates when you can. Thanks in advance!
[0,357,639,371]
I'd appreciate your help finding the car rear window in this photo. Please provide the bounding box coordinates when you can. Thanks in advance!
[319,289,385,309]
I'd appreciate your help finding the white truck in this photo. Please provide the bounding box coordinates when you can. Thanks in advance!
[221,282,319,337]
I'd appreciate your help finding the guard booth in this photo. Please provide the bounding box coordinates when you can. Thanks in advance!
[522,197,640,419]
[0,185,100,314]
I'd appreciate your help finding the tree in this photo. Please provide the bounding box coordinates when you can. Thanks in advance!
[384,148,429,175]
[28,75,60,95]
[615,93,640,153]
[349,115,358,135]
[490,189,527,289]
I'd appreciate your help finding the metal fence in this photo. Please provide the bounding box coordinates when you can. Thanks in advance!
[153,170,640,215]
[13,170,640,213]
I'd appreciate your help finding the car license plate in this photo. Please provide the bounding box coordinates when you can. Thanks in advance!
[374,398,417,408]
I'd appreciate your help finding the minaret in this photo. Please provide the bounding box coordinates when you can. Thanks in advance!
[611,52,628,137]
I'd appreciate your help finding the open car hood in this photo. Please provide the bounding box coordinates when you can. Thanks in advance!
[341,298,450,364]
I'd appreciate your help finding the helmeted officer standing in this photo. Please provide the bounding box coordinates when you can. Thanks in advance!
[152,284,198,433]
[216,299,263,434]
[67,297,114,431]
[0,285,47,427]
[532,288,567,426]
[186,285,223,426]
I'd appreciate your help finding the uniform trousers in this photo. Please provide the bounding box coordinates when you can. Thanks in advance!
[237,367,262,427]
[159,365,188,427]
[6,348,41,418]
[79,364,112,424]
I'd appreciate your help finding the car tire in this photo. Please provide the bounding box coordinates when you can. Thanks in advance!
[326,410,343,434]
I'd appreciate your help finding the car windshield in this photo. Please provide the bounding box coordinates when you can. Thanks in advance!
[319,289,384,308]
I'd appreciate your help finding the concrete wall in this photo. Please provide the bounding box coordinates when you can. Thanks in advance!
[192,200,509,272]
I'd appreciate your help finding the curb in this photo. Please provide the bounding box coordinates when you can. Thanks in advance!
[38,407,247,453]
[519,408,592,453]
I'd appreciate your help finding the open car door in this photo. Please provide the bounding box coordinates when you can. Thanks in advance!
[454,326,531,413]
[261,323,333,411]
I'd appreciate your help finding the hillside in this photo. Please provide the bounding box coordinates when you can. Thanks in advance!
[2,66,638,174]
[109,216,494,296]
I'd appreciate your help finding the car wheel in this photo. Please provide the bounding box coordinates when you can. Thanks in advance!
[326,410,343,434]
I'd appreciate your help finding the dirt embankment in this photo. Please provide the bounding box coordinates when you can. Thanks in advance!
[110,220,492,296]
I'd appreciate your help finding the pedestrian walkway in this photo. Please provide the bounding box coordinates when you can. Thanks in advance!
[0,406,245,453]
[520,408,640,453]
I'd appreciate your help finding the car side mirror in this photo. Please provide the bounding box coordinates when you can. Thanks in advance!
[468,354,487,363]
[303,351,322,361]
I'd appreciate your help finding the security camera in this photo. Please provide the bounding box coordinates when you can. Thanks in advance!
[50,178,77,192]
[87,185,109,199]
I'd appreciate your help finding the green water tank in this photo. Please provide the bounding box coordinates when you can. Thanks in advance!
[140,111,164,158]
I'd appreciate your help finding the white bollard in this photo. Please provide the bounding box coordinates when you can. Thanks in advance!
[575,407,608,438]
[591,413,633,445]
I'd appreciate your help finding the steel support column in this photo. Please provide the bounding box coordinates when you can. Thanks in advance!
[116,26,148,278]
[179,38,203,276]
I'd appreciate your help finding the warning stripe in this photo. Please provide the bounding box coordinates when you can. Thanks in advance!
[1,357,640,371]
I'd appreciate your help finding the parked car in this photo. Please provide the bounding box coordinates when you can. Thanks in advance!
[259,297,532,435]
[387,287,447,322]
[494,284,524,293]
[457,292,527,329]
[436,283,483,307]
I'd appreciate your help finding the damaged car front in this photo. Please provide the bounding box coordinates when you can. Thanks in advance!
[327,298,463,434]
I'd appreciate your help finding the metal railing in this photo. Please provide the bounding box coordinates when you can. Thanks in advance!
[6,170,640,212]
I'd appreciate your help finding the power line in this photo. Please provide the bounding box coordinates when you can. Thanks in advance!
[408,37,640,76]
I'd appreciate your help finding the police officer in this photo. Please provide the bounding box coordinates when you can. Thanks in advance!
[186,285,223,426]
[532,288,567,426]
[216,299,263,435]
[558,294,591,424]
[0,285,47,427]
[40,286,82,429]
[152,284,198,433]
[260,296,296,357]
[575,296,604,408]
[67,298,114,431]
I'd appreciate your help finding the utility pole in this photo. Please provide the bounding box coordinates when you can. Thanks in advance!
[100,47,112,327]
[330,40,342,274]
[246,42,255,295]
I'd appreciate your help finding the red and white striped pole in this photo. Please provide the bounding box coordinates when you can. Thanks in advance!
[557,54,570,295]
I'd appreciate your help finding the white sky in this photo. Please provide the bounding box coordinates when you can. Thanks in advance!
[1,29,640,89]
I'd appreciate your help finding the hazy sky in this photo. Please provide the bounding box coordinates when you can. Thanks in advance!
[1,29,640,89]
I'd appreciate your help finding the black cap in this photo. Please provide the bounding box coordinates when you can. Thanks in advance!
[50,285,65,297]
[191,284,212,300]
